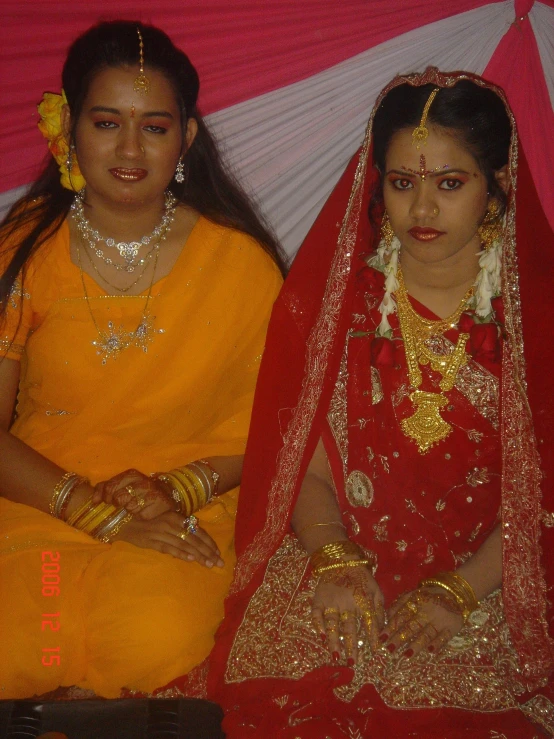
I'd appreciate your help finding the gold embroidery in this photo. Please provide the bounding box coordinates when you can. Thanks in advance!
[327,346,349,469]
[426,334,499,429]
[226,536,539,711]
[392,383,410,407]
[0,338,24,354]
[541,510,554,528]
[520,695,554,735]
[371,366,384,404]
[345,470,374,508]
[467,467,491,487]
[372,515,390,542]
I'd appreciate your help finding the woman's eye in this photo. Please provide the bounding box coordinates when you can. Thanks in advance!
[94,121,118,129]
[392,178,413,190]
[144,125,168,134]
[439,178,463,190]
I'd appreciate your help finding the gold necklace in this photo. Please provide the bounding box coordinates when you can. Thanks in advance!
[395,268,474,453]
[77,240,161,365]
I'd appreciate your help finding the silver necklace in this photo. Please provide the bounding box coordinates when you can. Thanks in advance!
[71,190,177,272]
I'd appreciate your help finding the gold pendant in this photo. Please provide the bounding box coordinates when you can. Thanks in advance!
[401,390,451,454]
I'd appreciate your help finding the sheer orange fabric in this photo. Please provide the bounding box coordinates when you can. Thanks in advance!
[0,215,282,697]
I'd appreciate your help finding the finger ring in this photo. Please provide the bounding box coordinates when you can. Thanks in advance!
[405,601,419,614]
[326,625,338,634]
[135,498,146,509]
[340,610,356,622]
[125,485,137,497]
[179,531,190,542]
[324,607,340,617]
[183,515,198,534]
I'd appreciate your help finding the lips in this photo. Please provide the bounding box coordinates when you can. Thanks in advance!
[408,227,445,242]
[109,168,147,182]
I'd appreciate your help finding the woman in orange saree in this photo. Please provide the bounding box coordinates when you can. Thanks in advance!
[0,20,284,699]
[205,69,554,736]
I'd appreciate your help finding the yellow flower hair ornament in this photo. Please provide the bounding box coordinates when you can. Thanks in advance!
[38,90,85,192]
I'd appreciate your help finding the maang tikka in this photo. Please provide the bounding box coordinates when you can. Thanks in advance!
[412,87,440,150]
[134,28,150,94]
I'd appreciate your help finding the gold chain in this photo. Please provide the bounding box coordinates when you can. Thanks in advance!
[395,268,473,453]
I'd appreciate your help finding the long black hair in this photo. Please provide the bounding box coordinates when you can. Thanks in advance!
[0,20,287,316]
[369,79,511,229]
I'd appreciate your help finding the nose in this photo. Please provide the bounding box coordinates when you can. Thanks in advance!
[409,183,438,221]
[116,124,144,160]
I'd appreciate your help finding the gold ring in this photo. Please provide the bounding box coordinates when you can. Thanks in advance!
[340,610,356,622]
[135,497,146,509]
[125,485,137,497]
[405,601,419,614]
[179,531,189,541]
[326,625,338,634]
[324,607,340,617]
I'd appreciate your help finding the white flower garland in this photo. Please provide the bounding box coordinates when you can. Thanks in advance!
[367,227,503,334]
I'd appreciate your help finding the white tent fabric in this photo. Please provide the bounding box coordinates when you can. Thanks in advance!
[208,2,516,257]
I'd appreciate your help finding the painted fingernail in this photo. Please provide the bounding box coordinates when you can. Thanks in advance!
[379,633,389,643]
[404,648,414,658]
[320,633,328,644]
[387,642,396,653]
[428,645,435,653]
[332,651,340,662]
[347,657,355,667]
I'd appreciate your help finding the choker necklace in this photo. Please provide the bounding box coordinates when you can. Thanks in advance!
[71,190,177,272]
[395,267,474,454]
[82,237,159,293]
[77,239,163,364]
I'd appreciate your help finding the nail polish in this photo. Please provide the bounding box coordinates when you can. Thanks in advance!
[379,633,389,643]
[428,644,435,653]
[387,642,396,653]
[404,648,414,658]
[332,651,340,662]
[347,657,355,667]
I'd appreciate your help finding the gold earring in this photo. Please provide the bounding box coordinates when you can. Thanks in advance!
[380,211,395,249]
[478,199,502,250]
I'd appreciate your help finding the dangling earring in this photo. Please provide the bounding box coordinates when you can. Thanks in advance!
[478,199,502,250]
[380,211,395,250]
[66,145,74,174]
[174,157,185,184]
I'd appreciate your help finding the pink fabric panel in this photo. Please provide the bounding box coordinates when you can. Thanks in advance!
[1,0,496,193]
[484,6,554,230]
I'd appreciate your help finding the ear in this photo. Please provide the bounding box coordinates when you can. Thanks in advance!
[494,164,508,194]
[61,104,72,142]
[182,117,198,155]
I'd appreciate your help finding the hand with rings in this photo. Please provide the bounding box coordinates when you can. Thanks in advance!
[311,564,385,666]
[106,510,224,567]
[92,468,175,520]
[379,587,463,659]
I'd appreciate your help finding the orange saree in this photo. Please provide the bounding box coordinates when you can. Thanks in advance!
[0,215,282,698]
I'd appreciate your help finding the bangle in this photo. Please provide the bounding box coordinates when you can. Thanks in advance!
[296,520,346,537]
[314,559,372,576]
[420,571,478,621]
[310,540,363,570]
[198,459,220,496]
[188,462,214,502]
[50,472,88,520]
[96,509,133,543]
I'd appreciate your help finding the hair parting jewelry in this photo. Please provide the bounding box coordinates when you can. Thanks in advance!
[412,87,440,149]
[133,28,150,94]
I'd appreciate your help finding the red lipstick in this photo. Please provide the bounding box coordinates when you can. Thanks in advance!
[109,168,147,182]
[408,227,445,242]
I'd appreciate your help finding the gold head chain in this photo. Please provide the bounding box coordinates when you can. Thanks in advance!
[412,87,440,150]
[134,28,150,94]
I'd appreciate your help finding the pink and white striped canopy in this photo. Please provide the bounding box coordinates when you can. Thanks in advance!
[1,0,553,256]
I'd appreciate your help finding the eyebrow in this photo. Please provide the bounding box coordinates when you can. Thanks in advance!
[386,168,471,177]
[89,106,174,119]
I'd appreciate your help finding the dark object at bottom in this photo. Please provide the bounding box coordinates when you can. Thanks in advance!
[0,698,225,739]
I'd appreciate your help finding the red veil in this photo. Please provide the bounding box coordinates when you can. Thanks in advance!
[204,68,554,733]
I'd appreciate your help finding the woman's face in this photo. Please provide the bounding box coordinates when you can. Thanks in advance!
[383,125,492,267]
[68,65,196,209]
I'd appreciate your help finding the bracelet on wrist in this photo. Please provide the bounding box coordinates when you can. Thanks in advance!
[419,571,478,622]
[50,472,89,521]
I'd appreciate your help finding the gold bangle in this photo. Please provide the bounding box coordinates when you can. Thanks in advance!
[49,472,76,517]
[419,572,478,621]
[310,540,364,571]
[178,466,208,509]
[296,520,346,537]
[66,496,94,527]
[314,559,371,576]
[165,472,195,516]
